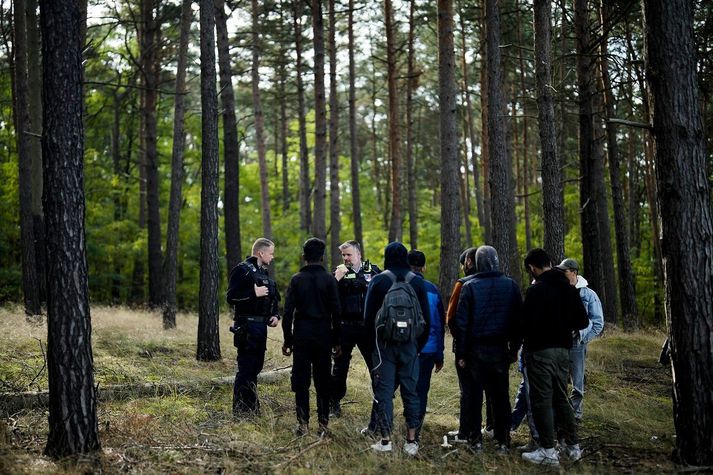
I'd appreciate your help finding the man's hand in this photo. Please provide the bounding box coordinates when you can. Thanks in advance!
[282,345,292,356]
[332,345,342,358]
[268,316,279,327]
[457,358,466,369]
[435,361,444,373]
[254,284,269,297]
[334,264,349,281]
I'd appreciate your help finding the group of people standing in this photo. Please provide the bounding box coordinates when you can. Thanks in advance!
[226,237,603,465]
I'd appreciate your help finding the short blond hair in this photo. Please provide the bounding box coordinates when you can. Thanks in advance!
[252,238,274,255]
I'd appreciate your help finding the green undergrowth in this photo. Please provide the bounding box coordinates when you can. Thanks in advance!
[0,306,677,473]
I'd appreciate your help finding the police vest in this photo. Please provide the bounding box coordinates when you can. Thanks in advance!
[234,261,279,318]
[338,262,379,320]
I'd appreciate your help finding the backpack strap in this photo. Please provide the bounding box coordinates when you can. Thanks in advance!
[404,271,416,284]
[382,270,396,284]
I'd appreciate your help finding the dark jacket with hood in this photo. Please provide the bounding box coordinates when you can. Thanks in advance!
[519,268,589,352]
[363,242,431,351]
[453,246,522,360]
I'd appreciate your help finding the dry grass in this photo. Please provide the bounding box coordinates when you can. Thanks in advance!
[0,306,677,473]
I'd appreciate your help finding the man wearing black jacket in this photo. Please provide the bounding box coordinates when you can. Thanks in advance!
[282,238,341,437]
[363,242,430,456]
[520,248,589,466]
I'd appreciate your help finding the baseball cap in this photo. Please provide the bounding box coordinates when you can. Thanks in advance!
[556,258,579,271]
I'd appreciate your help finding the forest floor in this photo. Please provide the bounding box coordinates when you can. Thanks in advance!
[0,306,677,474]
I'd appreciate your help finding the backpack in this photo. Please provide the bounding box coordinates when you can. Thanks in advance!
[375,270,425,344]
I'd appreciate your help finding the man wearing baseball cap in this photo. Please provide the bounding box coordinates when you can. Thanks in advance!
[556,258,604,423]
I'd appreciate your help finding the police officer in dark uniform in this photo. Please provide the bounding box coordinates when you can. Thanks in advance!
[330,240,380,417]
[226,238,280,416]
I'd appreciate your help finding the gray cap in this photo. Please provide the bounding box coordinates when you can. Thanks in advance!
[556,258,579,271]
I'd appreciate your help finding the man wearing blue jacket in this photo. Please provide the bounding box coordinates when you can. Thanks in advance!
[556,258,604,422]
[453,246,522,453]
[407,250,445,441]
[363,242,431,456]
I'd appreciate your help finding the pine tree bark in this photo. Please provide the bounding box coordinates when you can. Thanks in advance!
[599,0,637,330]
[643,0,713,465]
[643,0,713,464]
[534,0,564,263]
[197,0,221,362]
[216,0,241,271]
[385,0,402,243]
[13,0,41,316]
[437,0,461,298]
[486,0,519,281]
[457,5,484,234]
[251,0,272,239]
[27,0,46,304]
[311,0,327,241]
[162,0,192,330]
[293,0,311,232]
[40,0,100,456]
[478,9,492,244]
[406,0,418,249]
[347,0,363,248]
[328,0,340,269]
[515,0,531,252]
[141,0,163,308]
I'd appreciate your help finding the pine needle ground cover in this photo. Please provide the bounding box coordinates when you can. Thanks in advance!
[0,306,675,473]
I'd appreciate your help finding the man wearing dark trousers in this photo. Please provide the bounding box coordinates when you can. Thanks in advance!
[363,242,430,456]
[454,246,522,453]
[330,240,380,418]
[520,248,589,466]
[282,238,342,437]
[226,238,280,416]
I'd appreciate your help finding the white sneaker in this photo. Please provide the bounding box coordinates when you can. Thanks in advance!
[522,447,560,466]
[403,441,419,456]
[371,440,393,453]
[481,427,494,439]
[562,443,582,461]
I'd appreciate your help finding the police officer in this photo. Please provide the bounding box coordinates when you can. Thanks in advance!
[330,240,380,417]
[226,238,280,416]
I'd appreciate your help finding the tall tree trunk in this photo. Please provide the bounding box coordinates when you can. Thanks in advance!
[486,0,519,281]
[348,0,363,248]
[643,0,713,465]
[457,3,484,234]
[251,0,272,238]
[111,88,123,303]
[311,0,327,241]
[216,0,241,272]
[575,0,617,323]
[40,0,100,456]
[406,0,417,249]
[13,0,41,316]
[459,133,472,247]
[479,9,492,244]
[293,0,311,232]
[438,0,461,297]
[162,0,192,330]
[599,0,637,330]
[534,0,564,263]
[141,0,163,308]
[278,9,289,216]
[27,0,46,305]
[328,0,340,269]
[385,0,402,243]
[197,0,221,362]
[515,0,531,251]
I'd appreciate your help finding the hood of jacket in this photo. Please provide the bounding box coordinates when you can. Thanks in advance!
[384,241,408,270]
[475,245,500,273]
[575,275,589,289]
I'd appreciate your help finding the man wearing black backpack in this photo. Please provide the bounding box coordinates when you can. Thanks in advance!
[363,242,430,456]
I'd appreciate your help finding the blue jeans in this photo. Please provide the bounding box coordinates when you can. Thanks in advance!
[511,366,539,440]
[372,342,420,436]
[416,353,437,437]
[569,342,587,420]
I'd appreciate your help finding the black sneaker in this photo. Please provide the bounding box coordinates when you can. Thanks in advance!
[329,401,342,418]
[294,424,308,436]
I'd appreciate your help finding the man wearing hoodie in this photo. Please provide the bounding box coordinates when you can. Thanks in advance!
[407,250,445,441]
[520,249,589,466]
[453,246,522,453]
[363,242,431,456]
[556,258,604,422]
